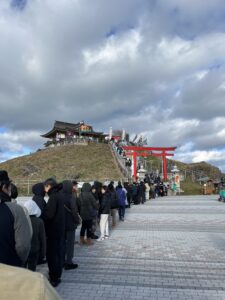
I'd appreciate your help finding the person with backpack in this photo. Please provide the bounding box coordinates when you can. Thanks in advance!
[116,183,126,221]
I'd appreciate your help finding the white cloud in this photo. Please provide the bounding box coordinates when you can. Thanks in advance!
[84,30,141,68]
[0,0,225,171]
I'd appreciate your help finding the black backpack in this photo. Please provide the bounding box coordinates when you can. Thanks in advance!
[110,190,119,209]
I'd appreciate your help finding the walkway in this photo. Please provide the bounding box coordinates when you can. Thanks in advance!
[38,195,225,300]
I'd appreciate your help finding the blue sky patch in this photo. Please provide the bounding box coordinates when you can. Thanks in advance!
[106,27,117,38]
[11,0,27,10]
[0,127,7,133]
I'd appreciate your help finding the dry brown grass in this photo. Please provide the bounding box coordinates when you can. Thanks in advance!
[0,144,123,182]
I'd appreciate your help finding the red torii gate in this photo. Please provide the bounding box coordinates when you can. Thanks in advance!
[122,146,177,182]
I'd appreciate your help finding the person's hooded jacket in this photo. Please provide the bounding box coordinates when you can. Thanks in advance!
[23,200,46,258]
[32,183,46,217]
[43,184,65,239]
[62,180,80,231]
[78,183,98,220]
[116,186,126,206]
[108,184,119,209]
[0,191,32,267]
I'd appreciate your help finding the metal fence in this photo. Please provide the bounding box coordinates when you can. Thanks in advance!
[13,177,123,196]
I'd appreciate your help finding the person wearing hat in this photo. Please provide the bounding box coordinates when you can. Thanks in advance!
[0,170,32,267]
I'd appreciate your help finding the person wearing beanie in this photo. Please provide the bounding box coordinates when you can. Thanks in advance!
[0,170,32,267]
[23,200,46,271]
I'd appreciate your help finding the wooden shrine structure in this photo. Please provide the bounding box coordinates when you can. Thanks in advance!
[41,120,107,147]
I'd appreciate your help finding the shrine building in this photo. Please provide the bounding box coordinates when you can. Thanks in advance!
[41,120,107,147]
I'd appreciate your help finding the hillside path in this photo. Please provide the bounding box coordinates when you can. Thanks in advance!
[37,195,225,300]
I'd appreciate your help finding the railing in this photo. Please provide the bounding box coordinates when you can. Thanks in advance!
[110,143,131,180]
[45,137,108,148]
[13,177,120,196]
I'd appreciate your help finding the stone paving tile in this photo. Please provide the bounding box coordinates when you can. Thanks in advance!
[37,195,225,299]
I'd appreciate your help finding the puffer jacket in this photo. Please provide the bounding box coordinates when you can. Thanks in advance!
[0,192,32,267]
[99,192,111,214]
[78,183,98,220]
[32,183,46,216]
[62,180,80,231]
[116,187,126,206]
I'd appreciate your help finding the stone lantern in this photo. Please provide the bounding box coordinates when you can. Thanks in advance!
[137,164,147,182]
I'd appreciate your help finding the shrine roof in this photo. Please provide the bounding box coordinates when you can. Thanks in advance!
[41,120,105,138]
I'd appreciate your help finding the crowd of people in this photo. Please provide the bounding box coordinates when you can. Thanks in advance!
[111,141,132,168]
[0,169,169,298]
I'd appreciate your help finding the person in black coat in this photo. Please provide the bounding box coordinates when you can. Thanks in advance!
[138,181,146,204]
[62,180,80,270]
[108,183,119,227]
[77,183,98,246]
[97,186,111,241]
[32,183,46,218]
[90,185,99,239]
[43,178,65,287]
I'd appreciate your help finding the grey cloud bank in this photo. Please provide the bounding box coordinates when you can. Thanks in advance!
[0,0,225,170]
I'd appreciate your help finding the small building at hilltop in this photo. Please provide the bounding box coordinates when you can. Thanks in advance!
[41,120,107,147]
[108,127,129,143]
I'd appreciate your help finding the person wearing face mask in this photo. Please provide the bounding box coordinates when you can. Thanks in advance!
[0,170,32,267]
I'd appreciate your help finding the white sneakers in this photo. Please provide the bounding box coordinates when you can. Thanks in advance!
[97,236,109,242]
[97,237,105,242]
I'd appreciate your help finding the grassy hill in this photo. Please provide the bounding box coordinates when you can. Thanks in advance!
[168,159,223,179]
[0,143,223,196]
[0,144,123,183]
[146,156,223,195]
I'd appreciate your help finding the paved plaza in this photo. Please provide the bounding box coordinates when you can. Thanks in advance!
[37,195,225,299]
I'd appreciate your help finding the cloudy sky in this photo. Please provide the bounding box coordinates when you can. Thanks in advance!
[0,0,225,170]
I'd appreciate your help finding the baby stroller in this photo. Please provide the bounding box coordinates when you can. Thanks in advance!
[218,189,225,202]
